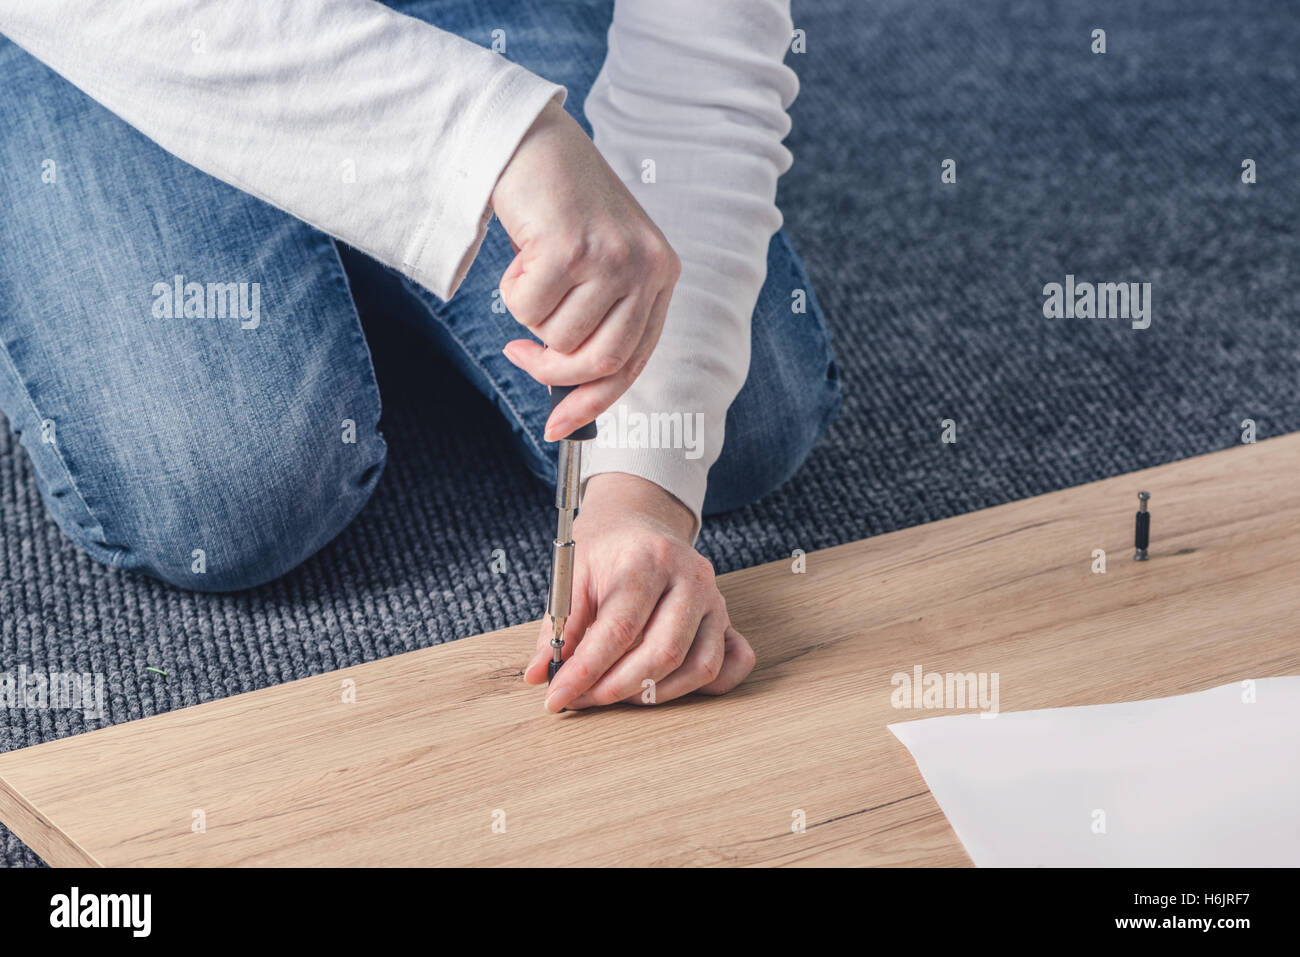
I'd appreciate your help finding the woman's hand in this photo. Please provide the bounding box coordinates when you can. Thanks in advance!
[491,100,680,440]
[524,473,756,710]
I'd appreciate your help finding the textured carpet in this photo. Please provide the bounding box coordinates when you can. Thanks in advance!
[3,0,1297,866]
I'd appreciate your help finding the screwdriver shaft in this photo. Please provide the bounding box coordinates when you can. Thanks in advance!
[548,438,583,682]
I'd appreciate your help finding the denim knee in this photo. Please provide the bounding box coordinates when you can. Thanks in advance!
[702,231,842,515]
[704,360,840,514]
[103,418,387,592]
[5,331,388,592]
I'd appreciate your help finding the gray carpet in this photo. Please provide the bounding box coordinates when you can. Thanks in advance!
[3,0,1298,866]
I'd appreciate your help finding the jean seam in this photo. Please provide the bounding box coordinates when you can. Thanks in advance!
[395,273,551,470]
[0,332,128,567]
[325,236,388,455]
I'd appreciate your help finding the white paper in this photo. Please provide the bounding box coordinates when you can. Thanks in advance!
[888,677,1300,866]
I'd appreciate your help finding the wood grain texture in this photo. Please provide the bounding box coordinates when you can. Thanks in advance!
[3,436,1298,867]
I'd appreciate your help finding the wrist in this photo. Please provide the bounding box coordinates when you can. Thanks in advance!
[580,472,695,541]
[490,97,568,212]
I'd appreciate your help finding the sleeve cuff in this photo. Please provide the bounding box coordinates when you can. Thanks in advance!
[408,65,565,300]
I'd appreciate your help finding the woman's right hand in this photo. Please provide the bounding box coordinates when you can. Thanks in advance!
[489,99,680,440]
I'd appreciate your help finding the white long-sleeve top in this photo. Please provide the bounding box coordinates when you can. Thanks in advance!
[0,0,798,540]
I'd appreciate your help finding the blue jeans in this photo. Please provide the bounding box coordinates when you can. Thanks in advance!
[0,0,841,592]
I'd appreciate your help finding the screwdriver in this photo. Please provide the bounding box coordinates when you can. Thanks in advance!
[546,384,597,684]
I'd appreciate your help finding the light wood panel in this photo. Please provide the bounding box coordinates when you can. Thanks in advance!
[2,436,1298,866]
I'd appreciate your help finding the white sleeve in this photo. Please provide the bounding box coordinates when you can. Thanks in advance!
[0,0,565,301]
[580,0,799,541]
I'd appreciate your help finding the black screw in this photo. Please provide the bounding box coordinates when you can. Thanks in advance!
[1134,491,1151,561]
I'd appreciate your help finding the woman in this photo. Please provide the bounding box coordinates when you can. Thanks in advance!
[0,0,840,710]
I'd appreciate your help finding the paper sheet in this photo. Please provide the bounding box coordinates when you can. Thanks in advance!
[888,677,1300,866]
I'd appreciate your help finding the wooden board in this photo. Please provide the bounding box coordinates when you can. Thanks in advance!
[3,436,1298,867]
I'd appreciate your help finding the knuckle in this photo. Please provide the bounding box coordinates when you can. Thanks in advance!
[547,327,583,354]
[502,289,539,327]
[565,660,594,685]
[558,236,590,275]
[602,614,641,650]
[699,646,724,682]
[693,556,715,584]
[614,340,638,368]
[517,309,547,331]
[643,237,670,271]
[655,641,687,673]
[647,535,675,565]
[598,233,633,267]
[666,248,682,280]
[644,235,679,279]
[592,351,624,377]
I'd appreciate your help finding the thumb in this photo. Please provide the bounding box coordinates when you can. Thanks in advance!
[497,247,526,304]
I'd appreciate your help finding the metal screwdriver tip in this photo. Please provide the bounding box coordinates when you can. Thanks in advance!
[548,618,565,688]
[547,623,567,710]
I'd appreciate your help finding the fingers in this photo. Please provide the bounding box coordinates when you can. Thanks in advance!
[490,94,681,409]
[498,248,571,328]
[543,565,667,712]
[498,239,677,416]
[512,292,649,385]
[645,612,728,704]
[511,289,670,440]
[577,608,727,708]
[567,580,707,708]
[532,282,624,354]
[502,335,636,438]
[566,620,754,709]
[697,627,756,696]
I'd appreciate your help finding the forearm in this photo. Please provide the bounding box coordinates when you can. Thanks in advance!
[0,0,564,300]
[579,0,799,539]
